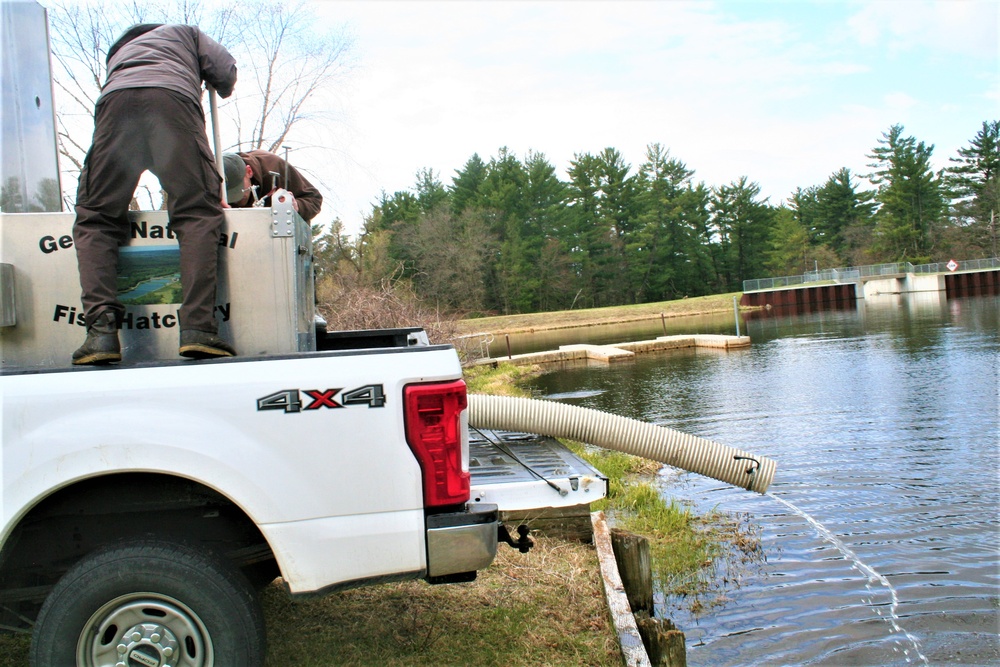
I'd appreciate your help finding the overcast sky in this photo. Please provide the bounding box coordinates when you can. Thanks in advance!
[294,0,998,236]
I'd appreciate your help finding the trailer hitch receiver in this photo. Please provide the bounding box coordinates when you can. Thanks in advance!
[498,524,533,553]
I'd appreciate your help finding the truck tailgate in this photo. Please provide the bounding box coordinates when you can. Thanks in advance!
[468,430,607,512]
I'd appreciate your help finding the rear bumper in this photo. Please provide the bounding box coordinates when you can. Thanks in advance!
[425,503,498,578]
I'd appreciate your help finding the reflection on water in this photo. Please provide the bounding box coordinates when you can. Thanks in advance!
[523,295,1000,666]
[541,389,606,400]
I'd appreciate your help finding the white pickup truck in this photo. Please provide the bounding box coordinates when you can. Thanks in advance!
[2,328,503,664]
[0,5,608,665]
[0,154,609,667]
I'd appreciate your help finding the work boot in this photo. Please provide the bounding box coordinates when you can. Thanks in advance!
[71,311,122,365]
[179,330,236,359]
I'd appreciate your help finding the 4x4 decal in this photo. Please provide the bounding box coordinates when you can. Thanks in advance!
[257,385,386,413]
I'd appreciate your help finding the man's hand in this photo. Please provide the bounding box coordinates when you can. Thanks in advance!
[273,190,299,213]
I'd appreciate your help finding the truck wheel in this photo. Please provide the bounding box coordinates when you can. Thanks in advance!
[29,538,265,667]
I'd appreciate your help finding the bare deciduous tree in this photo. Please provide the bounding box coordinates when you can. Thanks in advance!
[44,0,354,206]
[396,205,496,314]
[229,3,352,154]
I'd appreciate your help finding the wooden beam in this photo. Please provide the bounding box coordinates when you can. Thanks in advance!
[591,511,651,667]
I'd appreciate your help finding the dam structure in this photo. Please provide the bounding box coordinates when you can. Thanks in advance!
[741,257,999,309]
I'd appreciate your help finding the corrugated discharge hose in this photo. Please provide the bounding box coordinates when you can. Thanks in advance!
[468,394,776,494]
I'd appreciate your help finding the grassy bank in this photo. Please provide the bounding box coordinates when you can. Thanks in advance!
[456,292,742,336]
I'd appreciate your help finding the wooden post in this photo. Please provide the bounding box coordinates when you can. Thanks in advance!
[636,615,687,667]
[611,528,687,666]
[610,528,653,614]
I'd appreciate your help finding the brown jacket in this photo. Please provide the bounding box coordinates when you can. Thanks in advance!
[101,24,236,106]
[235,150,323,221]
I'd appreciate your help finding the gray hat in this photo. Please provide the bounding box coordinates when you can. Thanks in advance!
[223,153,246,205]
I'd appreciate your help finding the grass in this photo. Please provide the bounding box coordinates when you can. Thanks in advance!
[564,442,755,610]
[260,537,621,666]
[455,292,743,335]
[0,636,25,667]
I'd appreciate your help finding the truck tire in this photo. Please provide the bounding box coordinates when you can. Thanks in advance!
[29,538,265,667]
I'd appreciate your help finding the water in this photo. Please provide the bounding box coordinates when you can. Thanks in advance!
[118,273,180,302]
[524,293,1000,666]
[769,493,928,665]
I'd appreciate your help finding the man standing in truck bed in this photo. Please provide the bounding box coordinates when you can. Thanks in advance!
[71,23,238,365]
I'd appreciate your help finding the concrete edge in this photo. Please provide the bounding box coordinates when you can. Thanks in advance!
[591,511,651,667]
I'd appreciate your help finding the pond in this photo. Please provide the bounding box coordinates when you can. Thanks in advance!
[522,292,999,666]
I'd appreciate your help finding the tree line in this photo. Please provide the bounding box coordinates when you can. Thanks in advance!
[316,121,999,316]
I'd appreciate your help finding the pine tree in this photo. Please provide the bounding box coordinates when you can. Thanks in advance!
[566,152,607,308]
[765,207,811,276]
[414,168,447,213]
[815,168,875,260]
[523,152,573,310]
[865,125,945,262]
[788,186,822,243]
[945,121,999,257]
[450,154,488,215]
[709,177,775,290]
[632,143,700,301]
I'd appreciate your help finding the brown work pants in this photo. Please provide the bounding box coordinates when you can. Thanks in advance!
[74,88,224,333]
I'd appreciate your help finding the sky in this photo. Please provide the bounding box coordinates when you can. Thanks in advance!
[291,0,997,237]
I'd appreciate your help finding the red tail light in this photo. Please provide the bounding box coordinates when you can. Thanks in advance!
[404,380,470,508]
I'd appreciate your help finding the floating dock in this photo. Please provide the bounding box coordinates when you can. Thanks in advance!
[475,334,749,367]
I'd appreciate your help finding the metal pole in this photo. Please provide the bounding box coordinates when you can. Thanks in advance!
[733,296,741,338]
[207,87,226,203]
[283,145,290,190]
[990,209,996,255]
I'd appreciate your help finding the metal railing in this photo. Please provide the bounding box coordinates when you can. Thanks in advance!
[743,257,1000,292]
[912,257,1000,274]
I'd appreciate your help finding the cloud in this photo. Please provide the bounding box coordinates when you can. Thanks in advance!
[846,0,998,58]
[883,91,920,111]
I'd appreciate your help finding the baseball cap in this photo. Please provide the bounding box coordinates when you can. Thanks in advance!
[223,153,246,205]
